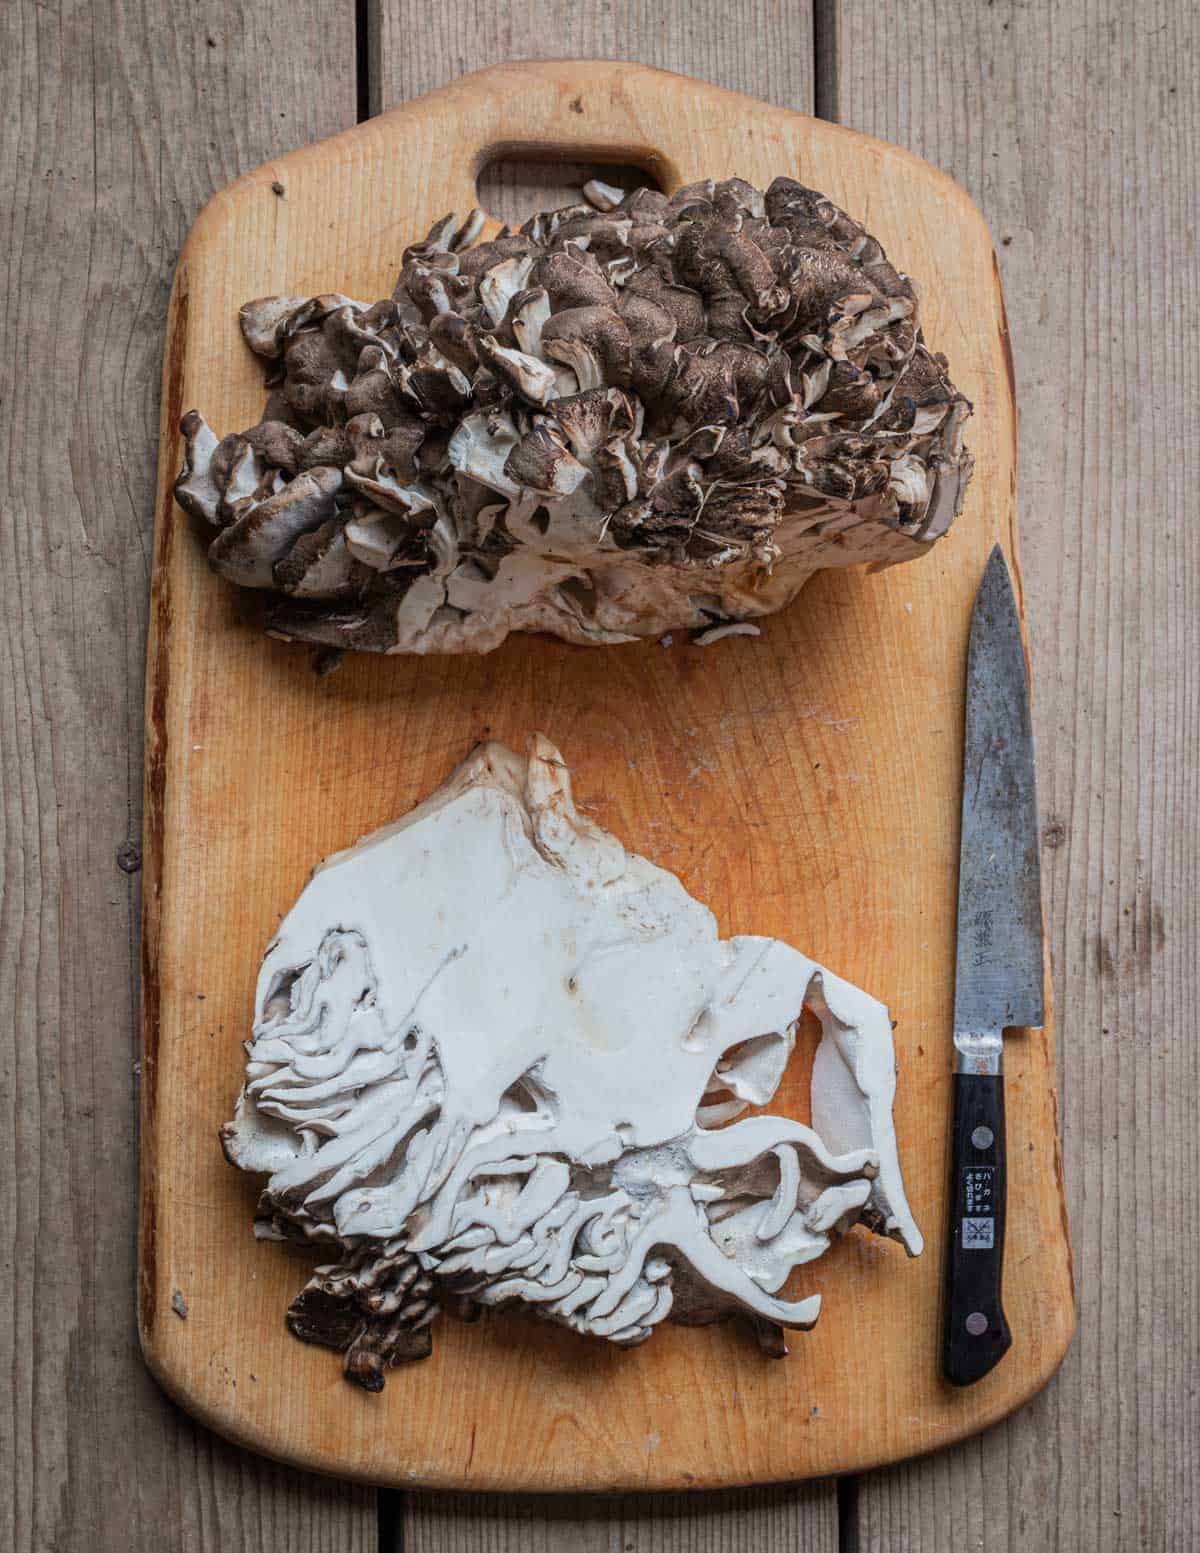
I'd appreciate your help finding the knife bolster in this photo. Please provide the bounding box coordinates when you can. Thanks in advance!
[953,1027,1003,1076]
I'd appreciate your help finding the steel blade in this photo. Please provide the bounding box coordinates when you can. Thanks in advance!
[954,545,1045,1038]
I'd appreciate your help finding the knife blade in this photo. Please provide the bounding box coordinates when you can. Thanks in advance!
[943,543,1045,1387]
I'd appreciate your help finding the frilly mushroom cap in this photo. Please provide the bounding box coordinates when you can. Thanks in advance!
[177,177,974,655]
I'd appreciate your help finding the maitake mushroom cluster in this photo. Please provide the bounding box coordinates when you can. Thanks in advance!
[177,177,973,654]
[222,736,922,1389]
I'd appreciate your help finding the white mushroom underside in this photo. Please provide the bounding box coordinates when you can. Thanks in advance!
[222,737,921,1377]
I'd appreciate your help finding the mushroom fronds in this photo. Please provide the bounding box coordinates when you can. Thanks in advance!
[221,736,922,1385]
[178,178,974,655]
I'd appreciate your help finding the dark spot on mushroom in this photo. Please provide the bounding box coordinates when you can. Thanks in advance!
[272,181,286,198]
[570,96,583,113]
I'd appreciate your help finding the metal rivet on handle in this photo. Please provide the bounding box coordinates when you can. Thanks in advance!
[965,1311,989,1336]
[971,1125,994,1150]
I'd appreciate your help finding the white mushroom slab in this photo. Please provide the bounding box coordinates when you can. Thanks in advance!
[222,736,922,1390]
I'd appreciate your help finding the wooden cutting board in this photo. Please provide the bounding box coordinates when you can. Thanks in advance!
[140,59,1074,1491]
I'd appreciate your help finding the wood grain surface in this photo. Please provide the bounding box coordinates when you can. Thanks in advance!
[373,0,818,234]
[375,14,838,1542]
[4,0,1194,1547]
[372,12,838,1541]
[140,59,1071,1493]
[834,1,1200,1549]
[0,1,375,1550]
[398,1484,839,1551]
[372,2,816,121]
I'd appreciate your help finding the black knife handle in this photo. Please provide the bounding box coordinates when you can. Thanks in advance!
[943,1072,1011,1385]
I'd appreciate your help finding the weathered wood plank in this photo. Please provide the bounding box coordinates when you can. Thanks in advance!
[400,1487,838,1553]
[372,3,815,226]
[0,0,374,1548]
[373,2,814,113]
[370,9,836,1544]
[834,0,1200,1548]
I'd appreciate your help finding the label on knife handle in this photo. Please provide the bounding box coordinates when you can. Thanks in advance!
[960,1166,995,1249]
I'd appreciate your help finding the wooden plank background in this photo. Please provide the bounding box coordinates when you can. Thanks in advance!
[1,0,1195,1549]
[0,2,374,1550]
[834,3,1200,1548]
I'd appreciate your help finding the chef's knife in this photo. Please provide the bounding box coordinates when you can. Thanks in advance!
[943,544,1045,1386]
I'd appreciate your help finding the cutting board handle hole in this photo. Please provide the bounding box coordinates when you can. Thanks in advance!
[475,152,664,228]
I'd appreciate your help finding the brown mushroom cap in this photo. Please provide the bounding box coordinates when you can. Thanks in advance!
[534,251,617,311]
[541,306,633,391]
[503,423,589,497]
[178,177,973,655]
[208,466,343,588]
[243,420,306,475]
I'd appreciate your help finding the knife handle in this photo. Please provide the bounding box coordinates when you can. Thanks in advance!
[943,1072,1011,1385]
